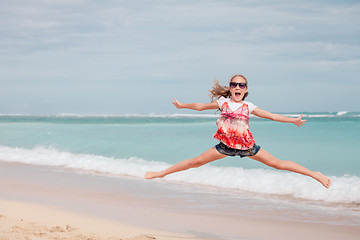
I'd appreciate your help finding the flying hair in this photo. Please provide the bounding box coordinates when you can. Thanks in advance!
[209,75,249,102]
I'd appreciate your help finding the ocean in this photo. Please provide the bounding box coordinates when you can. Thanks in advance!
[0,112,359,225]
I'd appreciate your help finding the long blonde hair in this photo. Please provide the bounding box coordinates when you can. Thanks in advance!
[209,75,249,102]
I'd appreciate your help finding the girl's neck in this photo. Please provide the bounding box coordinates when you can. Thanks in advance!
[230,98,243,104]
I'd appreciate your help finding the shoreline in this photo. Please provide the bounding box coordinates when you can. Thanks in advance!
[0,161,359,240]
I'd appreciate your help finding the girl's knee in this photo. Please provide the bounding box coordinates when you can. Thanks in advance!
[188,157,204,168]
[189,155,204,168]
[188,148,224,169]
[272,160,286,170]
[275,160,295,170]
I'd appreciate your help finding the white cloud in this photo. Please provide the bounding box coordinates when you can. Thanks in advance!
[0,0,359,113]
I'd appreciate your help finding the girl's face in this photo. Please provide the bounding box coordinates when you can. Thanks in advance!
[229,76,248,103]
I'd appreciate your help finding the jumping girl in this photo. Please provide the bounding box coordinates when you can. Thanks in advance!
[145,75,331,188]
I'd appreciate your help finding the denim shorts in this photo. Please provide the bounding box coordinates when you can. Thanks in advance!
[215,142,261,158]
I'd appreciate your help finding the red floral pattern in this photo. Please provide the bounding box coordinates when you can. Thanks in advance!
[213,102,255,150]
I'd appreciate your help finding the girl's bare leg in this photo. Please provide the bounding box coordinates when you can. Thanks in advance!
[249,148,331,188]
[145,147,226,179]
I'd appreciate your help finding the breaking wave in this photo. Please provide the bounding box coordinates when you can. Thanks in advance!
[0,145,359,205]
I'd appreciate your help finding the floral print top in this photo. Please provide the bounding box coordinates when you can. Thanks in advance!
[213,97,257,150]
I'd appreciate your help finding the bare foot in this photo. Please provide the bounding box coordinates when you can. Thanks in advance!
[313,172,331,188]
[145,171,165,179]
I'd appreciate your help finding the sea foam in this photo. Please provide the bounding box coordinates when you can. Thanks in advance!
[0,145,359,205]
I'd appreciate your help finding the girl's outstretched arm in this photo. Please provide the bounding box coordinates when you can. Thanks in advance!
[172,98,219,111]
[252,108,307,127]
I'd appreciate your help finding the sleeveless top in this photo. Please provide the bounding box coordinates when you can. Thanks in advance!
[213,97,257,150]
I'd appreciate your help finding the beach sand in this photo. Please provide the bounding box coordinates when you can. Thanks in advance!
[0,161,359,240]
[0,199,190,240]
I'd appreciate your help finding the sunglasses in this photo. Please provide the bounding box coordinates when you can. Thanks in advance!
[229,82,247,89]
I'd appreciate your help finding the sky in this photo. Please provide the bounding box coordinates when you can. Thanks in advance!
[1,0,359,114]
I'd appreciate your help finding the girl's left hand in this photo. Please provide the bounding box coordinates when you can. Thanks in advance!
[172,98,182,109]
[293,114,307,127]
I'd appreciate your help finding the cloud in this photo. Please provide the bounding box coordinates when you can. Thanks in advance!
[0,0,359,113]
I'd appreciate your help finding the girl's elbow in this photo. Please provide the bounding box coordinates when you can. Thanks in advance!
[195,103,205,111]
[266,114,276,121]
[270,116,277,121]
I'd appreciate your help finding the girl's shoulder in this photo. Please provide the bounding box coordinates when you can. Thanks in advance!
[243,100,258,113]
[243,100,255,105]
[217,96,230,107]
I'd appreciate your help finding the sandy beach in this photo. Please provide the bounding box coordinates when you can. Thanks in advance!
[0,199,191,240]
[0,161,359,240]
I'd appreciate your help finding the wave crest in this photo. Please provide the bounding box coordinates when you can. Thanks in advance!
[0,145,359,205]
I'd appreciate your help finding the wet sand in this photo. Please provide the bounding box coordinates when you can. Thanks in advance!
[0,161,359,240]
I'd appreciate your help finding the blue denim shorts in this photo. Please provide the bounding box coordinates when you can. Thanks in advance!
[215,142,261,158]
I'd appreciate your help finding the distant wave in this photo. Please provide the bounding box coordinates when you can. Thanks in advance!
[0,112,359,119]
[336,111,348,116]
[0,145,359,205]
[0,113,219,118]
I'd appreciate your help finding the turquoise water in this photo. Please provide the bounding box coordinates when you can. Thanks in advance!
[0,113,359,175]
[0,112,359,205]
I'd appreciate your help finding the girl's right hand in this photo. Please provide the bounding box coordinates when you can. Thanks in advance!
[293,113,307,127]
[172,98,182,109]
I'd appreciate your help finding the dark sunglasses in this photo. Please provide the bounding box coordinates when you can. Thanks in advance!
[229,82,247,89]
